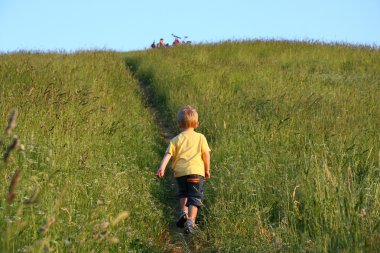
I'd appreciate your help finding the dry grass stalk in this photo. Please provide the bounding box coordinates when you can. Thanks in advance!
[323,163,337,187]
[5,109,18,136]
[346,166,353,193]
[6,169,22,203]
[3,136,20,162]
[292,185,300,204]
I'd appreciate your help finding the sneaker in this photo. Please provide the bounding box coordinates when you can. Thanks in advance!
[184,220,197,234]
[176,211,188,228]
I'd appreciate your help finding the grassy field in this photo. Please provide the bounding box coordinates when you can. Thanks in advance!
[0,52,171,252]
[126,41,380,252]
[1,41,379,252]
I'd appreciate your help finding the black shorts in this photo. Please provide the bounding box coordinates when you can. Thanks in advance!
[176,174,204,208]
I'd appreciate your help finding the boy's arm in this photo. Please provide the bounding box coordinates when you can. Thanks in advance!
[156,153,172,178]
[202,151,211,179]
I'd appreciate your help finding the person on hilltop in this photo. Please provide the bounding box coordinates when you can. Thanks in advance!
[173,38,180,45]
[155,105,211,234]
[157,38,166,48]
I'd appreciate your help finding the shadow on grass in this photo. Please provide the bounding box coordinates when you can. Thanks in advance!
[125,56,176,132]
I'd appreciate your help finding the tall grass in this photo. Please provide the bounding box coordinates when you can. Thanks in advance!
[127,41,380,252]
[0,52,168,252]
[1,42,379,252]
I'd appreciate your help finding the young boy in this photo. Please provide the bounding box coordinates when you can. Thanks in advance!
[155,105,211,234]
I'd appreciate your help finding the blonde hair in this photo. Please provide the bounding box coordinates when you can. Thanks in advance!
[177,105,199,129]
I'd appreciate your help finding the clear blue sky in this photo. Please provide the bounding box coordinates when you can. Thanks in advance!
[1,0,379,52]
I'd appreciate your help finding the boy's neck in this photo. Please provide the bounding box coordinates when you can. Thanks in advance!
[182,127,195,132]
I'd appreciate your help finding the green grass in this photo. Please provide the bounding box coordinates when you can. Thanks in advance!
[126,41,380,252]
[1,41,379,252]
[0,51,169,252]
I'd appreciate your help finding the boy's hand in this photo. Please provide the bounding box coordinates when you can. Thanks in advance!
[202,151,211,179]
[156,153,171,179]
[155,168,165,178]
[205,170,211,179]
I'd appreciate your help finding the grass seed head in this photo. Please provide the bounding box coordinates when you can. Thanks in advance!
[360,208,367,218]
[5,109,18,136]
[3,136,20,162]
[6,169,21,203]
[111,211,129,226]
[109,237,120,244]
[19,143,25,151]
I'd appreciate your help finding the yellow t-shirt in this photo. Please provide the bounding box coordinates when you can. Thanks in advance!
[166,130,211,178]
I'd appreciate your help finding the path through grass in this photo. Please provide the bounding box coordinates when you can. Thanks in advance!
[126,57,209,253]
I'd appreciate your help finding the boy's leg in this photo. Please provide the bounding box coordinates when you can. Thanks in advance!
[184,175,204,234]
[176,176,189,228]
[185,175,204,213]
[188,205,198,222]
[176,198,188,228]
[185,205,199,234]
[179,198,188,214]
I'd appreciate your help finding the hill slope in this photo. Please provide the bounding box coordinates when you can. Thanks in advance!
[127,41,380,252]
[1,41,379,252]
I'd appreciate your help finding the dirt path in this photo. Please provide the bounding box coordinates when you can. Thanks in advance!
[126,60,203,253]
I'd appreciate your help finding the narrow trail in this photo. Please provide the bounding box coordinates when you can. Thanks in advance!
[125,60,203,253]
